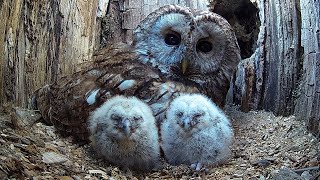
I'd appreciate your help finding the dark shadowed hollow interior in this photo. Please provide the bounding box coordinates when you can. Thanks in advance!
[212,0,260,59]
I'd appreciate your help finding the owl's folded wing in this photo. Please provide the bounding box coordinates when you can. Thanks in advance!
[32,57,199,142]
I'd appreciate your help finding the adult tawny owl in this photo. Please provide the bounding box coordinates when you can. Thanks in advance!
[88,95,160,171]
[161,93,234,170]
[133,5,241,107]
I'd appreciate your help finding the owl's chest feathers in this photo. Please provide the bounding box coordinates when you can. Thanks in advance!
[116,137,136,152]
[157,67,206,89]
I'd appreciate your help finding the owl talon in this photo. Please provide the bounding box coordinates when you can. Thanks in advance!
[190,162,210,174]
[190,162,203,171]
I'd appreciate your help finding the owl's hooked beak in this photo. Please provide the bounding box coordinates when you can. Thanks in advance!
[181,118,191,130]
[122,119,131,136]
[181,59,189,75]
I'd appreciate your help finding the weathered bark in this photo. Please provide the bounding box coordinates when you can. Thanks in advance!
[0,0,100,107]
[295,0,320,137]
[230,0,319,137]
[232,0,302,116]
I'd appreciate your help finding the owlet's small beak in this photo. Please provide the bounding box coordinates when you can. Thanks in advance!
[181,59,189,75]
[122,119,131,136]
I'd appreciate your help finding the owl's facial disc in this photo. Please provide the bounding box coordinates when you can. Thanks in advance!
[185,14,230,74]
[133,11,194,75]
[110,107,143,137]
[177,111,204,131]
[180,38,214,74]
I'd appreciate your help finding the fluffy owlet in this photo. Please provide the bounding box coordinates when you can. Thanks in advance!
[161,93,234,170]
[88,95,160,171]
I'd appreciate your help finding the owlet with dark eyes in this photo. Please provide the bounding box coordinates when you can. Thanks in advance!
[32,5,239,142]
[161,93,234,170]
[88,95,160,171]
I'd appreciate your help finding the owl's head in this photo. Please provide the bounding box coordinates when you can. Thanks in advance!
[133,5,194,75]
[88,95,155,139]
[133,5,240,83]
[166,93,226,133]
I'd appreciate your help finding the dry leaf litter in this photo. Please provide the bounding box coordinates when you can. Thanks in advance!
[0,103,319,179]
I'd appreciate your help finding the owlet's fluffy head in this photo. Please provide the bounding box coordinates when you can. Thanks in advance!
[166,93,231,133]
[88,95,160,171]
[88,95,157,140]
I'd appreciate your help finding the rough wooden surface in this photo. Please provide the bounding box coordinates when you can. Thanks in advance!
[232,0,302,115]
[295,0,320,137]
[231,0,319,137]
[0,0,100,107]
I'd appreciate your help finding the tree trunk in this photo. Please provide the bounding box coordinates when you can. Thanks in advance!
[232,0,303,115]
[0,0,100,107]
[230,0,319,137]
[294,0,320,137]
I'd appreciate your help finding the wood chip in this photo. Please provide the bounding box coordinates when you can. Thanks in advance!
[42,152,68,164]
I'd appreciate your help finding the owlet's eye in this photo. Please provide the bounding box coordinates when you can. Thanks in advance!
[164,32,181,45]
[133,116,142,121]
[196,40,213,53]
[193,112,204,120]
[176,112,183,118]
[111,114,122,121]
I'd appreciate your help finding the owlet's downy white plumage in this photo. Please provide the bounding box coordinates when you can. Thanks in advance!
[32,5,240,143]
[88,95,160,171]
[161,93,234,170]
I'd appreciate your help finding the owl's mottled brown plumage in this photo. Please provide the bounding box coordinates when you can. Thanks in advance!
[33,44,198,142]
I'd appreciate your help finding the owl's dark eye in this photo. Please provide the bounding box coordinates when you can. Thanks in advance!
[133,116,142,121]
[111,114,122,121]
[193,112,204,121]
[176,112,183,118]
[164,32,181,45]
[193,113,203,119]
[196,40,213,53]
